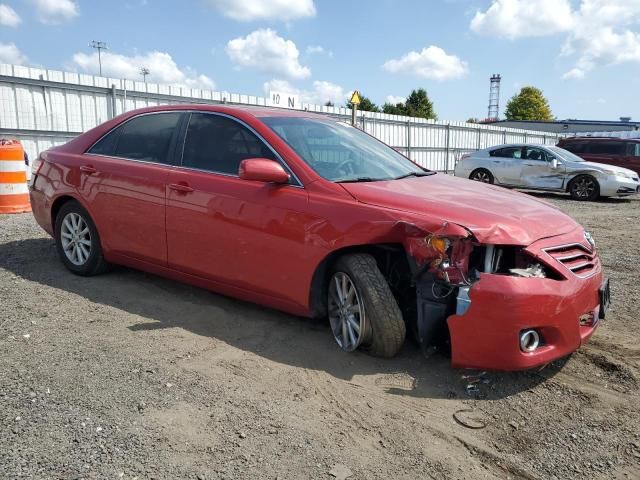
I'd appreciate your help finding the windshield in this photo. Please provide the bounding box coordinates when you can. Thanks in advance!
[261,117,429,182]
[547,146,585,162]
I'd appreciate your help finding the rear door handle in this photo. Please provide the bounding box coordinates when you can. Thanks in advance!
[80,165,97,174]
[168,182,194,193]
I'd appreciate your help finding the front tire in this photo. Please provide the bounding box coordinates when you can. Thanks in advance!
[55,200,109,276]
[568,175,599,201]
[470,168,494,184]
[328,254,406,358]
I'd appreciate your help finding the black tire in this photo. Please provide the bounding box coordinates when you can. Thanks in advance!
[54,200,109,276]
[330,254,406,358]
[469,168,494,184]
[568,175,600,201]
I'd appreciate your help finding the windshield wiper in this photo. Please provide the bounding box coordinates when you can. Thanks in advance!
[393,171,436,180]
[335,177,381,183]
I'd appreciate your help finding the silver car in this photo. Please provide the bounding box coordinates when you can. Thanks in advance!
[454,144,640,201]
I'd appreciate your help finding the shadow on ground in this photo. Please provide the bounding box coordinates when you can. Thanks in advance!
[0,237,568,401]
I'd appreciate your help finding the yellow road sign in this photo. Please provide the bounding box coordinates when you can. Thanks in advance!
[350,90,362,106]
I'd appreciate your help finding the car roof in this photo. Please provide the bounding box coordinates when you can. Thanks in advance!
[560,136,638,143]
[115,104,331,120]
[483,143,553,150]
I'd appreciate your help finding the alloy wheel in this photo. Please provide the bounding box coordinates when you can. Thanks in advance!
[328,272,365,352]
[60,212,92,266]
[472,171,491,183]
[571,177,596,199]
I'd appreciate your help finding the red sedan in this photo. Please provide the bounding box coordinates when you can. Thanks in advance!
[28,105,610,370]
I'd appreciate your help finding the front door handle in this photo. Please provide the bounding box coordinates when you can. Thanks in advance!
[80,165,97,174]
[168,182,194,193]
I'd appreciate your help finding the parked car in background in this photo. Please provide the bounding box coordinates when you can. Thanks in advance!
[29,106,609,371]
[558,136,640,175]
[455,143,639,201]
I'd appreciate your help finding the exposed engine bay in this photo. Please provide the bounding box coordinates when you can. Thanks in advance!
[379,221,556,354]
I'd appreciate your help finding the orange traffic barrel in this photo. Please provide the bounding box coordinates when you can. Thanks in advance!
[0,139,31,214]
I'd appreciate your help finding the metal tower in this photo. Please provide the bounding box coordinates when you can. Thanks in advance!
[488,74,501,121]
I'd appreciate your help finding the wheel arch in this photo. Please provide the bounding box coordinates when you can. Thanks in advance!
[51,194,80,229]
[308,243,409,318]
[565,172,600,192]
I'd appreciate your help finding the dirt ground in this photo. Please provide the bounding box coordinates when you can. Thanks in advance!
[1,192,639,480]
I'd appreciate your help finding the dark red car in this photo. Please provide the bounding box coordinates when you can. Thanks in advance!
[558,136,640,175]
[29,105,610,371]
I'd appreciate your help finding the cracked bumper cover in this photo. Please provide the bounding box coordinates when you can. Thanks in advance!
[447,233,604,371]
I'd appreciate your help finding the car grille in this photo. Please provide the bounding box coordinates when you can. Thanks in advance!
[543,243,598,278]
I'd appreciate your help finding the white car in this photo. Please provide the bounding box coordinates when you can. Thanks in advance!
[454,144,640,201]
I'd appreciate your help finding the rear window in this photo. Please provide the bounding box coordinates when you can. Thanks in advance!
[88,112,182,164]
[490,147,522,159]
[587,142,626,155]
[560,141,585,154]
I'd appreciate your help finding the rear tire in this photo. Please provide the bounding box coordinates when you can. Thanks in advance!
[54,200,109,276]
[328,254,406,358]
[470,168,494,184]
[568,175,599,201]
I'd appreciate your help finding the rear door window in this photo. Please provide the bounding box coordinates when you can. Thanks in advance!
[490,147,523,159]
[88,112,182,164]
[561,142,585,154]
[524,147,549,161]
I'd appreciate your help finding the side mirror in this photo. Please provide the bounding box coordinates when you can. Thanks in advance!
[239,158,290,184]
[550,158,559,169]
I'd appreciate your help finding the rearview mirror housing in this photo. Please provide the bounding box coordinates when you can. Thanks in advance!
[239,158,290,184]
[550,158,559,169]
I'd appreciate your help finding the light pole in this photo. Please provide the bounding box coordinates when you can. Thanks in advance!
[89,41,108,76]
[139,67,150,83]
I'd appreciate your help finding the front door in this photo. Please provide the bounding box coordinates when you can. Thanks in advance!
[165,112,311,302]
[520,146,565,190]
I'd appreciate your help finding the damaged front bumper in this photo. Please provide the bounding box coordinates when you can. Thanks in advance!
[406,226,606,371]
[447,231,604,371]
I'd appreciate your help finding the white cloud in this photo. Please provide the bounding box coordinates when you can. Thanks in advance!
[227,29,310,80]
[263,79,347,105]
[0,4,21,26]
[71,50,215,89]
[0,42,27,64]
[306,45,332,57]
[470,0,575,39]
[562,67,586,80]
[385,95,406,105]
[31,0,78,24]
[382,46,468,81]
[562,0,640,79]
[205,0,315,21]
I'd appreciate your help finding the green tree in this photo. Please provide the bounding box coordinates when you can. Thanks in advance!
[346,94,380,113]
[504,86,554,121]
[466,117,479,124]
[404,88,437,120]
[382,102,407,115]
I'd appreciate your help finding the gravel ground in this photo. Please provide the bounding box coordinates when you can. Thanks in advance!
[1,192,639,480]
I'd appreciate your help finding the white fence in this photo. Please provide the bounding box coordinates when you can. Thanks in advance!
[0,63,559,172]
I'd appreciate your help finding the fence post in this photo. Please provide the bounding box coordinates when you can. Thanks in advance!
[476,127,482,150]
[406,120,411,159]
[110,84,117,119]
[444,123,451,173]
[503,130,507,144]
[523,132,528,144]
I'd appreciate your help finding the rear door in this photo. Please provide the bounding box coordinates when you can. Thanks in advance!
[488,146,524,184]
[582,141,626,169]
[520,146,564,189]
[83,111,184,265]
[165,112,310,301]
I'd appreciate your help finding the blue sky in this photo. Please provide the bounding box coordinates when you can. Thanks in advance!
[1,0,639,121]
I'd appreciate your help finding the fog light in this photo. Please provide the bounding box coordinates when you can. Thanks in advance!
[519,329,540,353]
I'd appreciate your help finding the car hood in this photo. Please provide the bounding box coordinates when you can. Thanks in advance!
[340,174,581,246]
[565,160,637,177]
